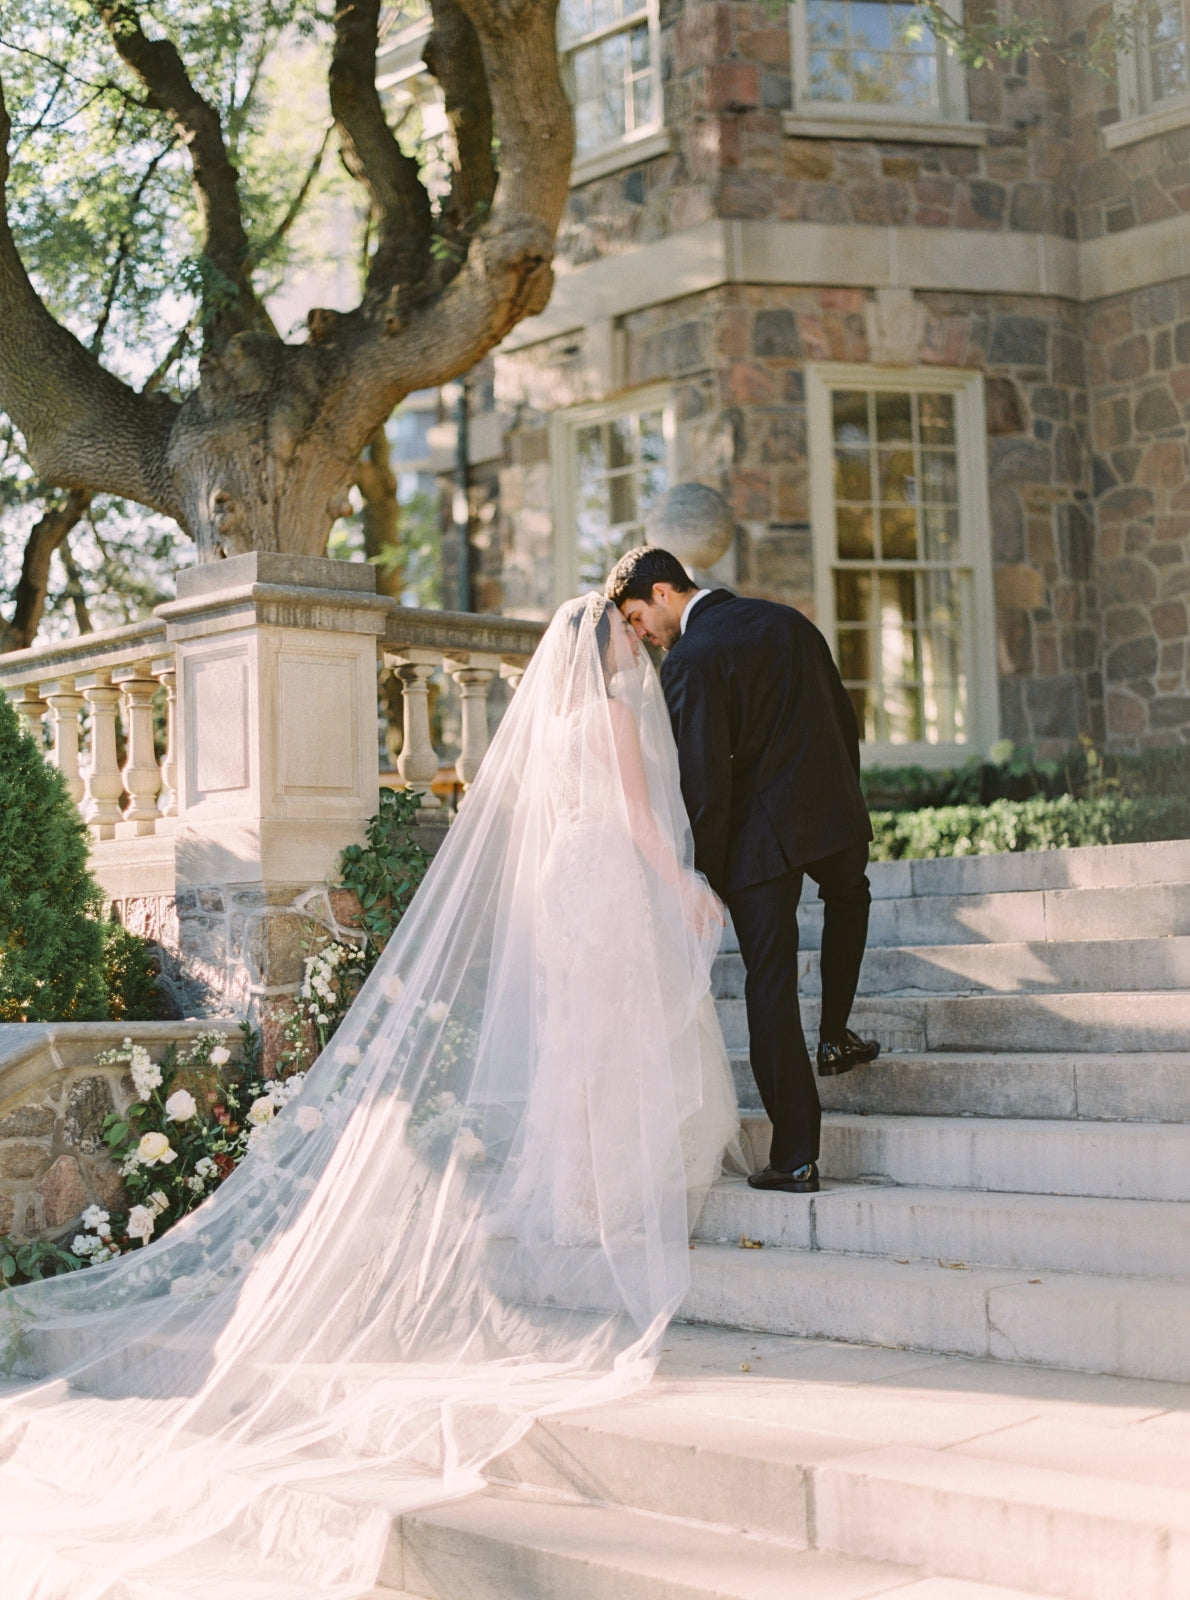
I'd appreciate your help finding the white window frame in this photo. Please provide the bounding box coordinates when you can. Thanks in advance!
[807,363,998,768]
[1109,0,1190,147]
[560,0,665,178]
[550,386,675,606]
[790,0,968,126]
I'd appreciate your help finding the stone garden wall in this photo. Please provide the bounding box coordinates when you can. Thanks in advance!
[0,1024,210,1241]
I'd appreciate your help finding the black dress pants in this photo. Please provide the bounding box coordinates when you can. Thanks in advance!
[727,842,871,1174]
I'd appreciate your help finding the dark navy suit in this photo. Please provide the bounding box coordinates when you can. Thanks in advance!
[660,590,873,1172]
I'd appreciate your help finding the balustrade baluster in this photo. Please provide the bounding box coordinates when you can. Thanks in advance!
[40,678,85,807]
[78,672,124,839]
[10,686,48,745]
[388,650,442,808]
[153,659,178,819]
[114,663,161,833]
[500,660,529,694]
[443,654,498,787]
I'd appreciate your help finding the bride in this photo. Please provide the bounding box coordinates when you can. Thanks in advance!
[0,593,739,1598]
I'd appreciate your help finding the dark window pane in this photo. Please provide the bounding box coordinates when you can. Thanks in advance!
[835,447,872,500]
[837,506,874,559]
[875,391,913,441]
[835,568,873,623]
[880,506,918,560]
[832,390,871,444]
[837,627,872,681]
[879,447,917,503]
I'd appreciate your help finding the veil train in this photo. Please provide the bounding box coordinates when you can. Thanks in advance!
[0,593,737,1598]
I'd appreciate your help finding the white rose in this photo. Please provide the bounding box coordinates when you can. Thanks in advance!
[426,1001,449,1023]
[231,1240,255,1267]
[165,1089,197,1122]
[137,1131,176,1166]
[169,1274,198,1298]
[294,1106,322,1133]
[126,1205,155,1243]
[381,974,404,1001]
[148,1190,170,1215]
[335,1045,361,1067]
[247,1096,276,1126]
[208,1046,231,1067]
[456,1132,486,1163]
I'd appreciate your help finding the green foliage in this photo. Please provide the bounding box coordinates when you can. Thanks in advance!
[0,694,107,1021]
[869,793,1190,861]
[102,918,163,1022]
[54,1024,297,1267]
[338,788,432,955]
[0,1236,85,1289]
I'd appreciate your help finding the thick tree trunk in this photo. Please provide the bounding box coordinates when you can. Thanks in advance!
[0,0,573,566]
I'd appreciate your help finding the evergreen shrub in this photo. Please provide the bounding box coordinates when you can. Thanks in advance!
[0,694,107,1020]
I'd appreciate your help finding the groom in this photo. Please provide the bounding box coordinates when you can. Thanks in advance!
[606,547,878,1195]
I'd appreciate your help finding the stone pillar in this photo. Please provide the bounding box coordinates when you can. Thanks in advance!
[41,678,86,808]
[158,554,388,1033]
[79,673,125,840]
[114,662,162,834]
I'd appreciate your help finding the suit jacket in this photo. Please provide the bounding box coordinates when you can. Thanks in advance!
[660,590,872,898]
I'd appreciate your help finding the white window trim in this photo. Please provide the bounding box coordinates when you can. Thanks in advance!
[561,0,664,173]
[1109,0,1190,143]
[806,362,999,769]
[550,385,675,607]
[790,0,969,126]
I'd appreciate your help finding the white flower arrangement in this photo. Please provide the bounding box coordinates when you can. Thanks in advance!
[165,1089,197,1122]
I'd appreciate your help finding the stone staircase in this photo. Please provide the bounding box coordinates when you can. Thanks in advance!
[689,837,1190,1385]
[4,840,1189,1598]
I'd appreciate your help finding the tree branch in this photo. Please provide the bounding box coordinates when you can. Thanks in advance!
[97,3,265,345]
[89,142,173,357]
[329,0,432,306]
[0,72,183,521]
[0,489,92,652]
[249,121,333,269]
[424,0,496,262]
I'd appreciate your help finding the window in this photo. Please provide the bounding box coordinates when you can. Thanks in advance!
[552,391,673,598]
[558,0,662,164]
[1119,0,1189,117]
[791,0,967,122]
[808,366,996,761]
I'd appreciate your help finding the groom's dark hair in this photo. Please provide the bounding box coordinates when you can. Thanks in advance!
[605,546,696,607]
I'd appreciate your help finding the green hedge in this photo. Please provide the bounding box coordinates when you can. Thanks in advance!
[869,794,1190,861]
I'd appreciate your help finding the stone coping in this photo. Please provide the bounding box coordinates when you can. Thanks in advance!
[0,1022,218,1109]
[0,618,166,689]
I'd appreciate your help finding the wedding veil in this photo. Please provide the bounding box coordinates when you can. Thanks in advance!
[0,593,734,1598]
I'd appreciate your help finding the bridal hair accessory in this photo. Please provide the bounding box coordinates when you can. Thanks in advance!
[0,593,734,1597]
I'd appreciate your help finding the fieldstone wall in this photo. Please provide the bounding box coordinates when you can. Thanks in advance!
[1088,276,1190,747]
[0,1024,210,1241]
[554,0,1075,268]
[497,279,1099,753]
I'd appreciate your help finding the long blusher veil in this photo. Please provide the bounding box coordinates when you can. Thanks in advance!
[0,593,737,1598]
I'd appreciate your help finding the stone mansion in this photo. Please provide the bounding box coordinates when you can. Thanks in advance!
[377,0,1190,767]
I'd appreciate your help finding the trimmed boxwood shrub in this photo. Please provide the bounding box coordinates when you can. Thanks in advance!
[869,793,1190,861]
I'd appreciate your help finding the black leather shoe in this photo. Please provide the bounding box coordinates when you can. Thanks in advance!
[816,1029,880,1077]
[747,1162,819,1193]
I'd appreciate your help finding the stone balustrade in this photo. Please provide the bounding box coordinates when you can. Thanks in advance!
[0,618,175,842]
[1,554,546,1027]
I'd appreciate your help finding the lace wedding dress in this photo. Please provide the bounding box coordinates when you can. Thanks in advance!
[0,595,738,1598]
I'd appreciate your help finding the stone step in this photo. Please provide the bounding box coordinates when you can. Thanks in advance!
[716,992,1190,1055]
[491,1327,1190,1600]
[715,936,1190,999]
[397,1482,1037,1600]
[862,839,1190,901]
[680,1244,1190,1382]
[734,1112,1190,1202]
[761,1051,1190,1124]
[790,880,1190,952]
[694,1179,1190,1280]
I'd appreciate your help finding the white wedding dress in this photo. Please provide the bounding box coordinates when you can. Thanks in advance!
[0,595,738,1598]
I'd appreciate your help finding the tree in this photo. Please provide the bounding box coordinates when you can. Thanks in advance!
[0,0,573,564]
[0,693,107,1021]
